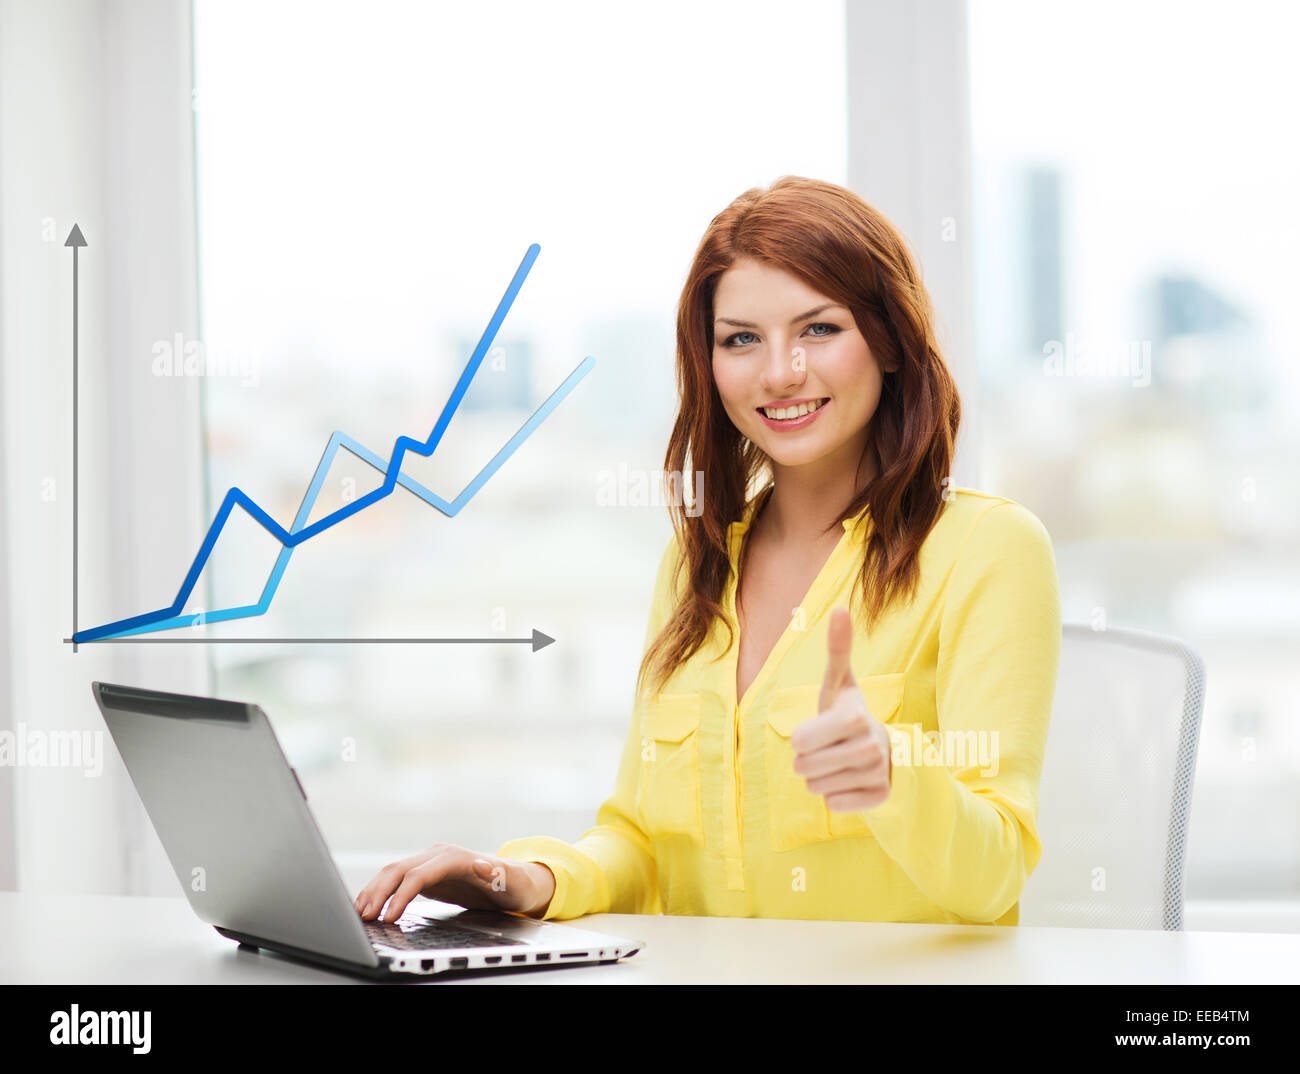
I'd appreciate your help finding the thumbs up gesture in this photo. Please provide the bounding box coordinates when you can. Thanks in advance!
[790,606,893,811]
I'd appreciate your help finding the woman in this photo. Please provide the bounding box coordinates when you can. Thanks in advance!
[355,176,1061,927]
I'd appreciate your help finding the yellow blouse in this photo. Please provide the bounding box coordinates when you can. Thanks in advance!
[497,485,1062,925]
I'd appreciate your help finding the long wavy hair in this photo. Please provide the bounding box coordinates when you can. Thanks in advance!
[636,176,961,700]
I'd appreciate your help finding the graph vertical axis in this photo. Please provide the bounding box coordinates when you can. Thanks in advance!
[66,225,86,654]
[73,236,76,654]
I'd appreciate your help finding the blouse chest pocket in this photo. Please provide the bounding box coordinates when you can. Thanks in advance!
[762,672,907,851]
[635,692,705,845]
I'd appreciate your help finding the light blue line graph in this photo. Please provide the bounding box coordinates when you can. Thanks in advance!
[73,243,592,642]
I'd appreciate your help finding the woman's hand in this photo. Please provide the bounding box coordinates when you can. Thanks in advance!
[353,844,557,923]
[791,606,893,811]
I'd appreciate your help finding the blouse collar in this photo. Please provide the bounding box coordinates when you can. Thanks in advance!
[726,489,871,560]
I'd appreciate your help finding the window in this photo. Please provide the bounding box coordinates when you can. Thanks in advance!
[968,0,1300,898]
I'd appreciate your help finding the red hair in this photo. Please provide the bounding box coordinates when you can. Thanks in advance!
[637,176,961,700]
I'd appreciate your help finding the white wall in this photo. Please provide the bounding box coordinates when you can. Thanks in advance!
[0,0,208,894]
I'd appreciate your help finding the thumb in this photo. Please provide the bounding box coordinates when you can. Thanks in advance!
[819,606,855,711]
[471,858,504,889]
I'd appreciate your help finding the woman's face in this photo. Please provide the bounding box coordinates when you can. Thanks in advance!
[711,256,892,476]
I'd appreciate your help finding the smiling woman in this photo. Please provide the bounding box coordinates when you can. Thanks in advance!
[487,176,1062,925]
[359,176,1061,928]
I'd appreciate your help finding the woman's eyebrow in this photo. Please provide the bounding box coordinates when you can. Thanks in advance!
[714,303,844,329]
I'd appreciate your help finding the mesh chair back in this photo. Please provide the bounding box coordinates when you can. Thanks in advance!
[1019,623,1205,930]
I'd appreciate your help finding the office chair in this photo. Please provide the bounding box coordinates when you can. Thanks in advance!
[1018,623,1206,930]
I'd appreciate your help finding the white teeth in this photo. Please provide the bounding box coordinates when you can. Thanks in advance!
[762,398,825,420]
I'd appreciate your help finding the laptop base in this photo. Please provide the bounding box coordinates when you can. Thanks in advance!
[216,926,621,981]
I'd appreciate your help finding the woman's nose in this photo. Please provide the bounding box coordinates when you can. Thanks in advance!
[761,337,807,392]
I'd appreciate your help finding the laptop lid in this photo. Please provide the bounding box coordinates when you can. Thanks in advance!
[91,681,381,969]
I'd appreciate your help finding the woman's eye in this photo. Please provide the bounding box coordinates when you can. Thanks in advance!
[722,331,758,348]
[806,322,840,338]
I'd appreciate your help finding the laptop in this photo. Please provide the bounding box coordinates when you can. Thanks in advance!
[91,681,644,979]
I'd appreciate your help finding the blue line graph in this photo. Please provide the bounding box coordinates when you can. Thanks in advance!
[73,243,593,643]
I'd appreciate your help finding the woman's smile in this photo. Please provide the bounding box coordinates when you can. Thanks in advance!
[756,396,830,430]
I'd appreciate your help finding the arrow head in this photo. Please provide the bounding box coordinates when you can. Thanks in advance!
[64,224,87,248]
[531,629,555,652]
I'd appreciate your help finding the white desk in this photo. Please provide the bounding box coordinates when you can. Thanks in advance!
[2,893,1297,984]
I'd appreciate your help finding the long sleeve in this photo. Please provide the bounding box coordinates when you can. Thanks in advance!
[495,533,683,919]
[860,501,1062,924]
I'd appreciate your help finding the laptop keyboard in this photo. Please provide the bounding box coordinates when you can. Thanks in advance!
[363,917,528,951]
